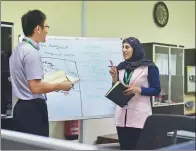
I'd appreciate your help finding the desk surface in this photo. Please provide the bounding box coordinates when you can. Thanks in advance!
[1,114,7,118]
[96,134,118,144]
[168,131,195,139]
[1,115,13,119]
[98,134,118,140]
[96,130,195,145]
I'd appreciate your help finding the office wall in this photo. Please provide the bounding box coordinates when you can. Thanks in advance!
[86,1,195,47]
[1,1,82,47]
[1,1,195,144]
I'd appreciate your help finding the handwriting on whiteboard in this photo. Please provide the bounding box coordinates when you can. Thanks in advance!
[42,60,58,73]
[42,57,80,93]
[81,64,108,77]
[44,52,74,57]
[40,43,68,50]
[40,43,75,57]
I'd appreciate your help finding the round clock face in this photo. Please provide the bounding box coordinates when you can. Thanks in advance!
[153,2,169,27]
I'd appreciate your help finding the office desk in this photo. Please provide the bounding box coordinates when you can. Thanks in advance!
[167,131,195,140]
[1,115,12,119]
[96,134,118,144]
[1,114,7,118]
[96,130,195,145]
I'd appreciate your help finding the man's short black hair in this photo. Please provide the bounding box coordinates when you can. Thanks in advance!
[21,10,46,37]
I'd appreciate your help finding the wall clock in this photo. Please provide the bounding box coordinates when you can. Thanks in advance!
[153,1,169,27]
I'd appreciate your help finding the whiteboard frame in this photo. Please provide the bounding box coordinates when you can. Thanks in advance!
[19,35,122,42]
[49,114,115,121]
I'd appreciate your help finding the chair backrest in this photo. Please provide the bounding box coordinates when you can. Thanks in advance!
[135,114,195,150]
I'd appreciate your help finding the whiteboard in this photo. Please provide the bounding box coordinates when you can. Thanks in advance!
[18,36,123,121]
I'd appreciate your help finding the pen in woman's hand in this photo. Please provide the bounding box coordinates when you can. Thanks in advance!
[108,60,117,67]
[110,60,113,66]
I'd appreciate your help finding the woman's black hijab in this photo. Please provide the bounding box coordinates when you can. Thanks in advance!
[117,37,157,72]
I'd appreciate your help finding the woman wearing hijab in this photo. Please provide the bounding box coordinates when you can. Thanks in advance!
[109,37,161,150]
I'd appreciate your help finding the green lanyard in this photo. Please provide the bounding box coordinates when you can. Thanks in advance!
[124,71,133,85]
[23,39,37,49]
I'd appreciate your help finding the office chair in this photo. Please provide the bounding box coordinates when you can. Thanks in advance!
[135,114,195,150]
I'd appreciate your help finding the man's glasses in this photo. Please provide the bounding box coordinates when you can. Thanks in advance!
[44,25,50,29]
[39,24,49,29]
[44,25,49,29]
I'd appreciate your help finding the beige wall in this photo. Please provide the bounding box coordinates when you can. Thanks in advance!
[85,1,195,47]
[2,1,195,144]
